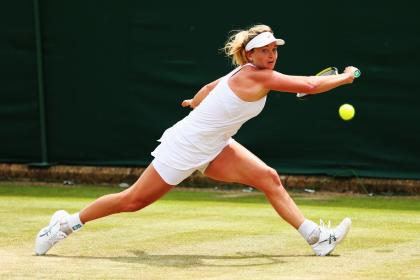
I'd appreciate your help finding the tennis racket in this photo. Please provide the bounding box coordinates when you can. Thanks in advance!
[296,67,361,100]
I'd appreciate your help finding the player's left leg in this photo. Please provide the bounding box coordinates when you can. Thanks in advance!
[204,139,304,228]
[204,140,351,256]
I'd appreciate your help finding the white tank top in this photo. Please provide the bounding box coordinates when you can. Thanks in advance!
[151,63,267,170]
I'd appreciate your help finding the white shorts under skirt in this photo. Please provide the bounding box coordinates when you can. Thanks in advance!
[152,158,209,186]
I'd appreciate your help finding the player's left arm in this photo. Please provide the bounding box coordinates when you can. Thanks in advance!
[181,78,221,109]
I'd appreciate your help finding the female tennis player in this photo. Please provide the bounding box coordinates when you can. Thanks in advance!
[35,24,358,257]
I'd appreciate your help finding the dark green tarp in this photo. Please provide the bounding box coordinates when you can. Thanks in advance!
[1,1,419,179]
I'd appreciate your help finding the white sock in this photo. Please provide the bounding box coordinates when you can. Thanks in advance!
[62,212,84,233]
[298,219,320,245]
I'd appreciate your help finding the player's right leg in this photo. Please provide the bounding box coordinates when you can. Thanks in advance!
[35,163,173,255]
[79,163,173,223]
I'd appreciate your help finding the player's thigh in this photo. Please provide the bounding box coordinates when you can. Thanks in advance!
[122,163,173,206]
[204,140,279,187]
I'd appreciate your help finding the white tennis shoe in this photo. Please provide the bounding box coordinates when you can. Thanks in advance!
[311,217,351,256]
[35,210,69,255]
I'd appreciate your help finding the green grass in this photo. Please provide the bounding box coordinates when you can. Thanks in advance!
[0,182,419,280]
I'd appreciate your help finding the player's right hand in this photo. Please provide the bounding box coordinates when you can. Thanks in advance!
[343,66,359,82]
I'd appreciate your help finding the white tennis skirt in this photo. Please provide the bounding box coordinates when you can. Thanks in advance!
[152,158,209,185]
[151,128,235,185]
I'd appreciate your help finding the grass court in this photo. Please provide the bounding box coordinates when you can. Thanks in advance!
[0,182,419,279]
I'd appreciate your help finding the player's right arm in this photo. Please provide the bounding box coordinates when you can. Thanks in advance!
[181,78,221,109]
[252,67,357,95]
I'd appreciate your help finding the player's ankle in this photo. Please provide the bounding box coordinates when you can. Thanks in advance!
[298,219,320,245]
[63,212,84,233]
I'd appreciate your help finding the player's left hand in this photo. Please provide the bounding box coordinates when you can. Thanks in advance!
[181,99,194,108]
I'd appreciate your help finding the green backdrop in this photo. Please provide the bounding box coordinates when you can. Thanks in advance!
[1,0,419,179]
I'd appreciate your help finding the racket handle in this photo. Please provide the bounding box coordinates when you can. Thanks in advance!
[296,93,310,99]
[354,69,361,78]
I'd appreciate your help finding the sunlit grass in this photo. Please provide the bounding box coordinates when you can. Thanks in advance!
[0,182,419,280]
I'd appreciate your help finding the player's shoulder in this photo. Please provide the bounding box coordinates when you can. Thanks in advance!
[246,68,278,81]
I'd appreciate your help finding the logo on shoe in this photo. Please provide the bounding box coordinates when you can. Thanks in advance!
[319,234,337,244]
[72,224,82,231]
[39,231,50,238]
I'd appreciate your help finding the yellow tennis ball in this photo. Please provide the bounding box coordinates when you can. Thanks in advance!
[339,104,355,121]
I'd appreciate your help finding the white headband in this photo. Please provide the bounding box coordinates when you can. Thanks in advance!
[245,32,285,51]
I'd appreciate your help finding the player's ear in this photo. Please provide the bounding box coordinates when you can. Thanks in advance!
[246,50,254,62]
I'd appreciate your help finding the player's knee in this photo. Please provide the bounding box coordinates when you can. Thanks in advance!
[255,167,283,192]
[120,193,148,212]
[268,167,281,186]
[122,201,136,212]
[124,199,147,212]
[262,167,281,185]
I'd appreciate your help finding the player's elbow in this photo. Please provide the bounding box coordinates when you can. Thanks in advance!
[301,82,318,94]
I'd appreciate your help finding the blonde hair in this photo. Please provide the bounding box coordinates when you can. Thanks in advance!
[222,24,274,66]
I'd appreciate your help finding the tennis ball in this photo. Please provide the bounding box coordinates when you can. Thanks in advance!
[339,104,355,121]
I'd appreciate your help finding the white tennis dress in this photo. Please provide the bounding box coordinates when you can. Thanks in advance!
[151,63,267,184]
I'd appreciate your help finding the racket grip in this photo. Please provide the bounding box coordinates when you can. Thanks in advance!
[354,69,361,78]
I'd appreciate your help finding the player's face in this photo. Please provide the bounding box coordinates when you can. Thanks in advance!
[248,42,278,70]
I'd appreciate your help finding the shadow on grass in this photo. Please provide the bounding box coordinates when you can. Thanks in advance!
[45,250,323,267]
